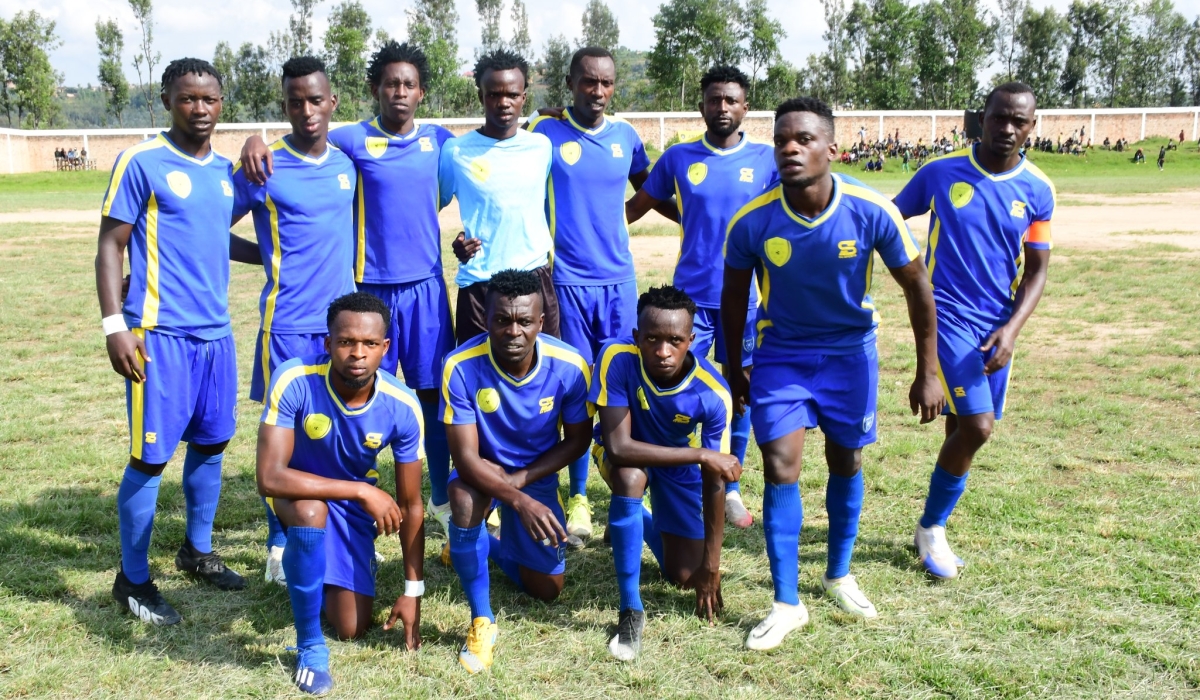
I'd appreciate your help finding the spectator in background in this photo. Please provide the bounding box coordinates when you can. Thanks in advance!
[1157,146,1166,171]
[1180,129,1185,144]
[1134,147,1145,164]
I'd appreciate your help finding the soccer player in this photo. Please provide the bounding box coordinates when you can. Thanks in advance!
[440,269,592,674]
[239,43,457,554]
[96,58,245,625]
[590,285,742,661]
[526,46,656,542]
[257,292,426,695]
[892,82,1053,580]
[722,97,943,649]
[625,65,776,529]
[229,56,357,584]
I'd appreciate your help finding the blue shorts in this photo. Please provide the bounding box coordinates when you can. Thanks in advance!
[937,311,1013,420]
[250,330,327,402]
[749,345,879,448]
[692,305,755,367]
[447,469,568,575]
[269,497,378,597]
[593,446,703,541]
[556,281,638,366]
[126,330,237,464]
[359,276,455,390]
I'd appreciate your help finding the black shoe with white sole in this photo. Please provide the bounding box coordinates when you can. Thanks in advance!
[112,570,182,626]
[175,539,246,591]
[607,608,645,662]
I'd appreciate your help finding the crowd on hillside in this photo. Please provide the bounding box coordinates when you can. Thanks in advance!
[842,125,977,173]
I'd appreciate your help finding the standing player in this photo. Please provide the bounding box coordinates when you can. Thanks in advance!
[591,286,742,661]
[441,270,592,674]
[239,43,457,550]
[96,58,245,625]
[626,65,776,529]
[892,83,1053,580]
[257,292,426,695]
[229,56,357,583]
[722,97,943,649]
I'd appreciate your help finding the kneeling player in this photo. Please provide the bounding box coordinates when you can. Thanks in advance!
[441,270,592,674]
[590,286,742,661]
[257,293,426,695]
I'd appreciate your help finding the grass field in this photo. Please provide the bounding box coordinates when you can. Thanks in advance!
[0,163,1198,698]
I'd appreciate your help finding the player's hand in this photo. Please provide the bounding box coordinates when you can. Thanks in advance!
[536,106,566,120]
[698,450,742,484]
[726,371,750,417]
[383,592,422,651]
[360,484,403,535]
[452,232,482,263]
[909,372,944,424]
[238,135,273,185]
[980,326,1017,375]
[690,567,723,624]
[513,494,568,545]
[106,330,150,383]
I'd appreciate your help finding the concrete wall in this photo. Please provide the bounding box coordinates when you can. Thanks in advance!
[4,107,1198,174]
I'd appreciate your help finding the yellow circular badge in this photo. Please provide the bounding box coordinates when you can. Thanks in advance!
[477,388,501,413]
[303,413,332,440]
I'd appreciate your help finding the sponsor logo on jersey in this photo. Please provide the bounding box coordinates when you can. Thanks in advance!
[539,397,555,414]
[1010,200,1027,217]
[220,180,233,197]
[611,143,624,158]
[739,167,755,183]
[419,136,434,152]
[363,432,383,449]
[637,387,650,410]
[838,240,858,259]
[338,173,351,190]
[673,413,691,424]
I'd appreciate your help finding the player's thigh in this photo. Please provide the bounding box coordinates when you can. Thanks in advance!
[454,282,489,345]
[184,334,238,449]
[499,479,567,582]
[749,352,818,479]
[392,277,456,391]
[357,282,403,375]
[647,467,705,583]
[554,284,597,364]
[690,307,718,360]
[127,330,200,464]
[812,346,879,451]
[446,469,490,527]
[936,313,996,418]
[270,497,329,529]
[533,265,561,339]
[322,500,381,605]
[253,331,327,402]
[323,585,374,640]
[599,281,639,346]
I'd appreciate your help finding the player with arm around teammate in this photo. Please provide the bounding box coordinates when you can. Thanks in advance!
[591,286,742,661]
[892,82,1054,580]
[256,292,426,695]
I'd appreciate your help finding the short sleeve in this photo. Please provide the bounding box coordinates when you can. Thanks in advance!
[230,166,265,218]
[628,128,651,175]
[441,362,476,425]
[390,400,425,463]
[101,152,151,224]
[872,202,922,269]
[260,361,307,427]
[434,125,455,148]
[723,208,759,270]
[561,366,593,424]
[641,149,674,201]
[437,143,457,210]
[700,395,730,453]
[892,164,932,218]
[590,347,630,408]
[326,124,354,153]
[1025,178,1054,249]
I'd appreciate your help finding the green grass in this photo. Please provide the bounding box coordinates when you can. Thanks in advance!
[0,171,111,212]
[1,184,1199,698]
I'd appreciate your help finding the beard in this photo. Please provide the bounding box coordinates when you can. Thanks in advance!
[708,119,739,139]
[338,370,373,390]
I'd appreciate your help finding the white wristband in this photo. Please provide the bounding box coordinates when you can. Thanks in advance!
[102,314,129,336]
[404,579,425,597]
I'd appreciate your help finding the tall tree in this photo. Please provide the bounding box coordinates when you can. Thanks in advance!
[648,0,744,110]
[324,0,373,120]
[407,0,470,116]
[1092,0,1133,107]
[477,0,504,53]
[2,11,62,128]
[914,0,951,108]
[96,18,130,126]
[539,34,572,108]
[234,42,275,121]
[212,40,239,121]
[580,0,620,50]
[509,0,531,57]
[1015,5,1068,108]
[812,0,854,108]
[1186,18,1200,106]
[940,0,995,107]
[289,0,323,56]
[994,0,1028,82]
[743,0,784,108]
[128,0,159,127]
[861,0,917,109]
[1060,0,1096,107]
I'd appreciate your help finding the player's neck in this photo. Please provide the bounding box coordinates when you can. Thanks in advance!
[496,345,538,380]
[705,129,742,150]
[479,121,520,141]
[287,132,328,158]
[973,142,1021,175]
[164,127,211,158]
[783,172,835,219]
[568,106,604,130]
[646,354,694,391]
[330,371,376,408]
[379,113,416,136]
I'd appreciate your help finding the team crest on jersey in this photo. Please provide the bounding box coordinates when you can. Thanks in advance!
[765,237,791,266]
[338,174,351,190]
[1010,200,1027,217]
[304,413,332,440]
[739,168,755,183]
[220,180,233,197]
[365,137,388,158]
[477,387,501,413]
[419,137,434,152]
[560,141,582,165]
[539,397,555,414]
[949,182,974,208]
[611,143,624,158]
[636,387,649,410]
[363,432,383,449]
[743,336,754,353]
[469,157,492,182]
[838,240,857,259]
[687,162,708,186]
[166,171,192,199]
[862,413,875,433]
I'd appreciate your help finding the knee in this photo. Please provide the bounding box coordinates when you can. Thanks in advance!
[329,618,368,641]
[291,501,328,528]
[958,416,994,447]
[525,578,564,602]
[448,480,481,527]
[610,466,646,498]
[129,458,168,477]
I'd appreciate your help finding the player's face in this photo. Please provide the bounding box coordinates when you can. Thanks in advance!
[372,61,424,126]
[700,82,747,138]
[486,293,543,366]
[326,311,390,390]
[774,111,837,189]
[981,92,1036,160]
[479,68,527,132]
[634,308,694,385]
[568,56,616,122]
[161,72,223,140]
[283,72,336,142]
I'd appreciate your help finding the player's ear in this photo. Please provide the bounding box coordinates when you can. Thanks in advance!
[330,92,339,113]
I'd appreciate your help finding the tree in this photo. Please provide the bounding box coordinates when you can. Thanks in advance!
[1060,0,1095,106]
[743,0,784,108]
[861,0,918,109]
[809,0,854,108]
[477,0,504,53]
[539,34,572,108]
[1092,0,1133,107]
[914,1,951,108]
[234,42,275,121]
[96,18,130,126]
[648,0,744,110]
[324,0,373,120]
[994,0,1028,82]
[940,0,995,107]
[212,40,239,121]
[128,0,160,127]
[510,0,531,57]
[289,0,323,56]
[581,0,620,50]
[407,0,473,116]
[1015,5,1068,107]
[2,11,63,128]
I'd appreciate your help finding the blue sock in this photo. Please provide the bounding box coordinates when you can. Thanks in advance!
[825,471,863,580]
[488,532,525,591]
[181,447,223,553]
[263,497,287,549]
[568,453,589,498]
[763,482,802,605]
[421,401,451,507]
[283,526,326,650]
[117,465,161,585]
[726,408,752,493]
[609,496,645,612]
[449,522,493,622]
[642,505,664,573]
[920,464,968,528]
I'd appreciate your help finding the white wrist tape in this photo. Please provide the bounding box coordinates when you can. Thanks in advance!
[404,579,425,597]
[102,314,129,336]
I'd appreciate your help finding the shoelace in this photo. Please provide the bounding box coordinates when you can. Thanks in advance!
[615,613,640,644]
[466,623,488,654]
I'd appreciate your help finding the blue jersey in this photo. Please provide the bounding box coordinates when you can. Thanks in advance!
[528,110,650,285]
[437,128,554,286]
[724,174,921,355]
[642,133,776,308]
[232,137,357,334]
[589,340,731,455]
[327,119,454,285]
[893,146,1055,328]
[261,354,425,483]
[101,133,234,340]
[440,333,592,476]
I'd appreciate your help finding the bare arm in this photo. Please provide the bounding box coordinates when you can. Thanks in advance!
[505,418,593,490]
[886,256,944,423]
[626,168,679,223]
[981,246,1050,374]
[238,134,274,185]
[598,405,741,482]
[692,467,726,623]
[383,455,425,650]
[229,214,262,265]
[96,216,149,382]
[720,265,755,414]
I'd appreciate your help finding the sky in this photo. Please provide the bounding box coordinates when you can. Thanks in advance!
[9,0,1200,88]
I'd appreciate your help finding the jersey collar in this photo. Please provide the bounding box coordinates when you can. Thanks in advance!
[638,349,698,396]
[701,132,748,156]
[369,116,421,141]
[323,364,380,416]
[276,135,331,165]
[487,337,544,387]
[564,107,608,135]
[157,132,215,166]
[779,174,843,229]
[968,143,1027,181]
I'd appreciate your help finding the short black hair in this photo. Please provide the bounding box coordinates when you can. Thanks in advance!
[984,81,1036,112]
[161,58,222,91]
[473,48,529,89]
[485,269,541,303]
[367,40,430,89]
[637,285,696,318]
[569,46,615,79]
[775,96,836,139]
[700,65,749,94]
[327,291,391,335]
[281,56,327,89]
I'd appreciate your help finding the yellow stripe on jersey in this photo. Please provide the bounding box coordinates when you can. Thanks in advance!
[264,362,327,425]
[701,134,747,155]
[130,328,147,459]
[526,114,556,132]
[780,182,842,229]
[936,362,957,415]
[639,356,695,397]
[262,194,283,332]
[840,181,921,262]
[487,339,543,388]
[673,178,685,266]
[541,342,591,390]
[260,330,274,398]
[324,369,378,416]
[596,343,637,405]
[378,380,427,460]
[101,137,167,217]
[142,192,161,329]
[926,199,942,283]
[693,365,733,453]
[724,187,781,257]
[441,343,490,423]
[759,265,771,312]
[354,171,366,283]
[276,137,329,165]
[1024,161,1058,207]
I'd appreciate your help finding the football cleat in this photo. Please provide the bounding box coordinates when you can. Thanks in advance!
[565,494,593,539]
[459,616,498,674]
[175,539,246,590]
[607,608,646,662]
[724,490,754,529]
[914,524,961,580]
[822,574,878,618]
[440,541,453,568]
[293,644,334,696]
[265,545,286,587]
[486,507,501,538]
[427,497,452,539]
[112,570,182,626]
[745,601,809,651]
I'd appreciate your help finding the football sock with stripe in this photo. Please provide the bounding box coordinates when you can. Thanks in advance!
[488,532,525,592]
[450,522,494,622]
[421,401,451,508]
[117,465,161,585]
[609,496,645,612]
[919,464,968,528]
[763,481,802,605]
[181,447,223,553]
[726,407,752,494]
[282,526,326,650]
[263,498,287,549]
[568,453,589,498]
[642,505,664,573]
[825,471,863,580]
